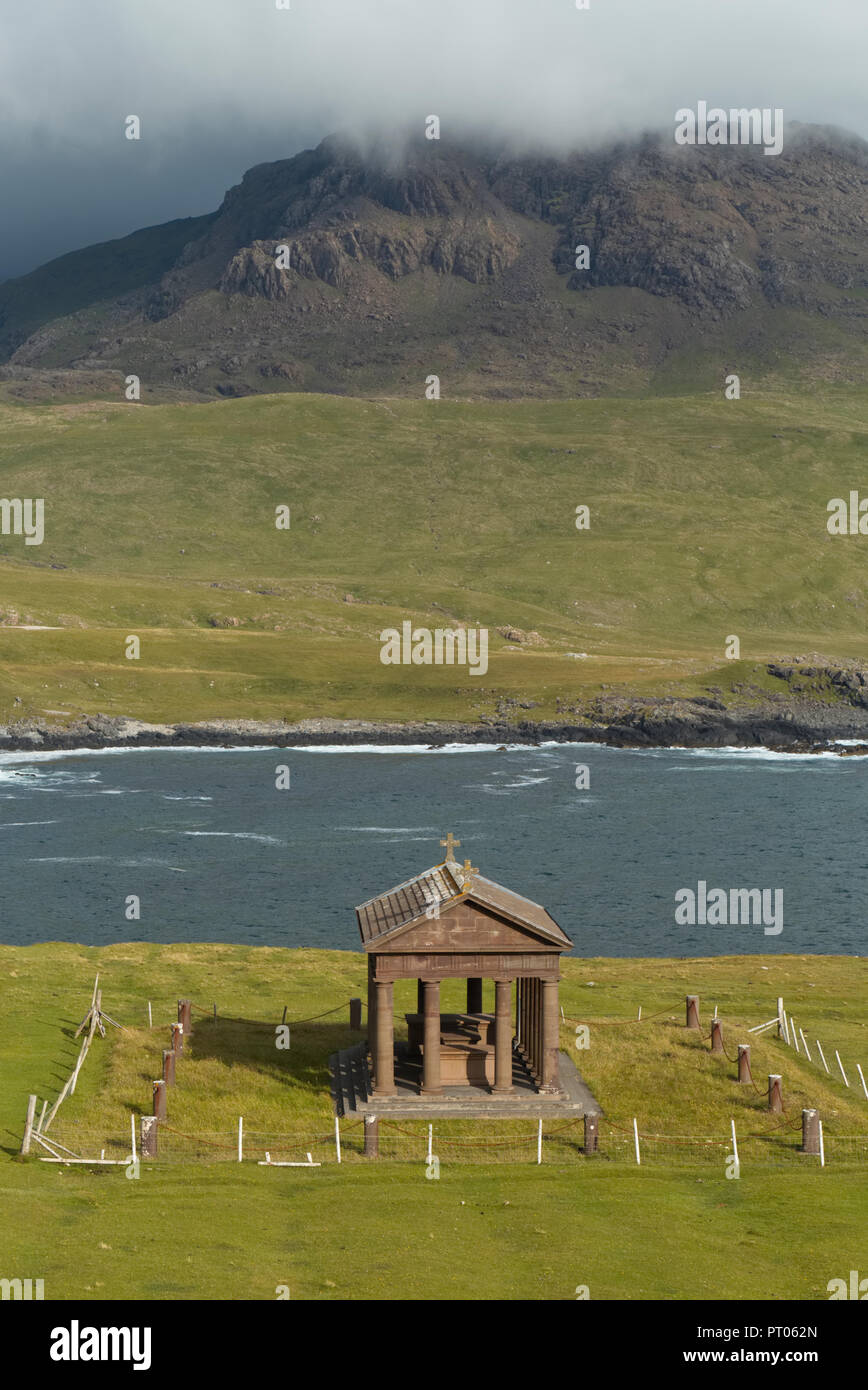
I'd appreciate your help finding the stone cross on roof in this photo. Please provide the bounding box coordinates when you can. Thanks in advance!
[461,857,478,889]
[440,831,461,862]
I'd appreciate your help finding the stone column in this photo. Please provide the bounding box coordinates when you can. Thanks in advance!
[768,1074,783,1114]
[373,980,395,1096]
[531,978,540,1080]
[417,979,425,1014]
[466,977,483,1014]
[515,980,522,1043]
[367,957,377,1074]
[494,979,513,1093]
[801,1108,820,1155]
[541,979,560,1092]
[422,980,442,1094]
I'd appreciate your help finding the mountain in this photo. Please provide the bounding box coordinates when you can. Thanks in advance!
[2,126,867,399]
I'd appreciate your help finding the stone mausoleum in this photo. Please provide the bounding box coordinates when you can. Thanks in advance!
[350,833,577,1107]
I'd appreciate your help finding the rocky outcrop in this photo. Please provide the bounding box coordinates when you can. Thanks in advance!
[218,213,522,298]
[4,687,868,756]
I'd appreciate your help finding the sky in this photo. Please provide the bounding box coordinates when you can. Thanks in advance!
[0,0,866,281]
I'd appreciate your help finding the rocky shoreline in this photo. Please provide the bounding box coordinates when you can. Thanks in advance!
[3,699,868,757]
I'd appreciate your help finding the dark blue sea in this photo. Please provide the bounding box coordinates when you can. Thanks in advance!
[0,743,864,956]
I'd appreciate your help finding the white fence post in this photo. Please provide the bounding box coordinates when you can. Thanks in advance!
[835,1051,850,1087]
[856,1064,868,1101]
[537,1118,542,1165]
[731,1118,739,1172]
[816,1040,830,1074]
[818,1119,825,1168]
[334,1116,342,1164]
[633,1117,641,1166]
[238,1116,243,1162]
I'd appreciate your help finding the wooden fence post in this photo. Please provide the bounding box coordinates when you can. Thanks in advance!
[178,999,192,1036]
[141,1115,158,1158]
[172,1022,183,1056]
[583,1113,599,1154]
[20,1094,37,1155]
[162,1049,176,1087]
[737,1044,751,1083]
[686,995,700,1030]
[364,1114,379,1158]
[801,1107,820,1155]
[768,1074,782,1113]
[349,998,362,1030]
[153,1079,167,1121]
[711,1019,724,1055]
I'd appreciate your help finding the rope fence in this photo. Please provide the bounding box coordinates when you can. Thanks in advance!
[39,1112,868,1169]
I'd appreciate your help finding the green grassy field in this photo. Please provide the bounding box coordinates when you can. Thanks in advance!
[0,388,866,725]
[3,945,866,1300]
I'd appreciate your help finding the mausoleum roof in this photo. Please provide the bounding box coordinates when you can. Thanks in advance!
[355,848,572,951]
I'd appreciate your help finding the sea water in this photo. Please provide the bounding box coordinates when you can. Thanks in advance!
[0,742,864,956]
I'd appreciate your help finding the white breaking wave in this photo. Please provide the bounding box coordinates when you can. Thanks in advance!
[0,744,280,769]
[666,746,849,762]
[181,831,283,844]
[340,826,439,833]
[465,774,549,790]
[28,856,186,868]
[295,741,588,754]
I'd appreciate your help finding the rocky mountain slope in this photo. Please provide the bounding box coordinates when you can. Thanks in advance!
[1,126,867,399]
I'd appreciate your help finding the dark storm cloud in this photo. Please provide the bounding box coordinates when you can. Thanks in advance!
[0,0,865,280]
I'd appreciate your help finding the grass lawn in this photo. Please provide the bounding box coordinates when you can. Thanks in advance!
[2,944,866,1300]
[0,388,866,725]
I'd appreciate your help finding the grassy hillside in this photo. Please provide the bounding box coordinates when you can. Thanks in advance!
[2,945,866,1300]
[0,389,866,724]
[0,215,216,359]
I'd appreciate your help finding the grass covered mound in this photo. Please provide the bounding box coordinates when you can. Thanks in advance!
[4,945,867,1149]
[0,389,866,724]
[1,944,866,1299]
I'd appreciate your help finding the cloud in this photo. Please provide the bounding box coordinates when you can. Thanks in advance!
[0,0,865,278]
